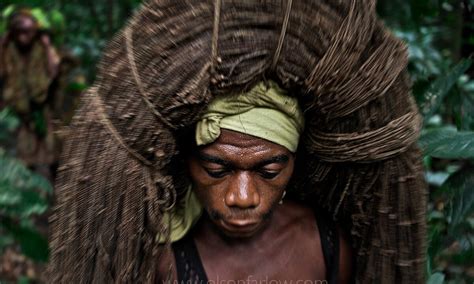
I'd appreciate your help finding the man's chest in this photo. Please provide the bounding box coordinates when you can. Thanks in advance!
[167,203,340,283]
[198,237,327,282]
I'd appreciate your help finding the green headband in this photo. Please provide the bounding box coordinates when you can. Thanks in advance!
[196,80,304,152]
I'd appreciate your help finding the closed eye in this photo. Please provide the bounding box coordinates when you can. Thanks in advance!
[204,168,230,179]
[258,169,280,179]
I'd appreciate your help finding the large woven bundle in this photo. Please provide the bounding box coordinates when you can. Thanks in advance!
[48,0,427,283]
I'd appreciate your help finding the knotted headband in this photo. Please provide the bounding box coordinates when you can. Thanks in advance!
[196,80,304,152]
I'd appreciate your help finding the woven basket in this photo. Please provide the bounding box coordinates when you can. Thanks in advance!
[48,0,426,283]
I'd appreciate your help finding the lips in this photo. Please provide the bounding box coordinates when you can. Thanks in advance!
[220,219,261,235]
[226,219,259,227]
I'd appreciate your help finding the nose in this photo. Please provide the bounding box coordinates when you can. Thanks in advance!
[225,171,260,209]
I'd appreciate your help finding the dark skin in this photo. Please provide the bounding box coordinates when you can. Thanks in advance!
[158,129,352,282]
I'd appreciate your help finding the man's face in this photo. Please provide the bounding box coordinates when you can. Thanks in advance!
[188,129,295,238]
[10,15,38,48]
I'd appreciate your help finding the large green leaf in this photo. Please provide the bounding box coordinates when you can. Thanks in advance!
[442,166,474,234]
[419,59,472,119]
[418,127,474,159]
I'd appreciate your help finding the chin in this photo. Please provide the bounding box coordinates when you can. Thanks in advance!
[218,226,263,239]
[214,219,265,239]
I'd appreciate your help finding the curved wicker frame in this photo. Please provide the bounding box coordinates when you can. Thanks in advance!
[48,0,427,283]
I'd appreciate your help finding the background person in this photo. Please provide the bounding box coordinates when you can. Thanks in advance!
[0,9,60,177]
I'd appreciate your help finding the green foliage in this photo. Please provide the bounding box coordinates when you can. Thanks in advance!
[0,111,51,263]
[395,28,447,81]
[420,99,474,283]
[0,108,19,140]
[379,0,474,282]
[0,5,66,36]
[47,0,142,80]
[1,218,49,262]
[428,272,446,284]
[443,166,474,234]
[420,78,474,281]
[418,59,472,119]
[0,155,51,216]
[0,108,20,158]
[419,127,474,159]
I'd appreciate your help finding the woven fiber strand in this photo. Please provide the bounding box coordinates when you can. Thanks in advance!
[47,0,427,283]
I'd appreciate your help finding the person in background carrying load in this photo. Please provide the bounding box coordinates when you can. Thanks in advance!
[0,8,60,178]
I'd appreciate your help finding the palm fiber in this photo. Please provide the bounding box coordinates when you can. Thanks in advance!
[47,0,427,283]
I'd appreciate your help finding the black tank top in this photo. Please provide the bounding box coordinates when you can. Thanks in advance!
[172,211,340,284]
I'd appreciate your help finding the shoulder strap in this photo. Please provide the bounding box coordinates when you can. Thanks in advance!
[171,234,209,283]
[315,211,340,284]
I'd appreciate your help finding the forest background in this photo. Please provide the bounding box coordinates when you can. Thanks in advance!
[0,0,473,283]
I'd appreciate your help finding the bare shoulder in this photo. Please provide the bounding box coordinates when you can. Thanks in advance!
[281,201,354,283]
[156,246,177,283]
[338,225,354,284]
[278,200,317,224]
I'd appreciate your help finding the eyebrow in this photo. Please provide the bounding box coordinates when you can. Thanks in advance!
[197,153,232,167]
[255,155,289,168]
[196,152,289,169]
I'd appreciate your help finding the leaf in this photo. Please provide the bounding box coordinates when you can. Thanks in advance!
[425,171,450,187]
[427,272,445,284]
[0,155,52,194]
[427,222,445,274]
[0,187,49,218]
[49,9,66,30]
[1,5,16,19]
[418,127,474,159]
[30,8,51,30]
[0,181,22,206]
[66,81,88,92]
[419,59,472,119]
[0,155,50,218]
[442,166,474,234]
[1,218,49,262]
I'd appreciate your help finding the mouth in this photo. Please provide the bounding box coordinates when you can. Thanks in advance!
[219,219,261,236]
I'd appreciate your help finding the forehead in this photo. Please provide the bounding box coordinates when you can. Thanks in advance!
[11,15,36,29]
[197,129,291,163]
